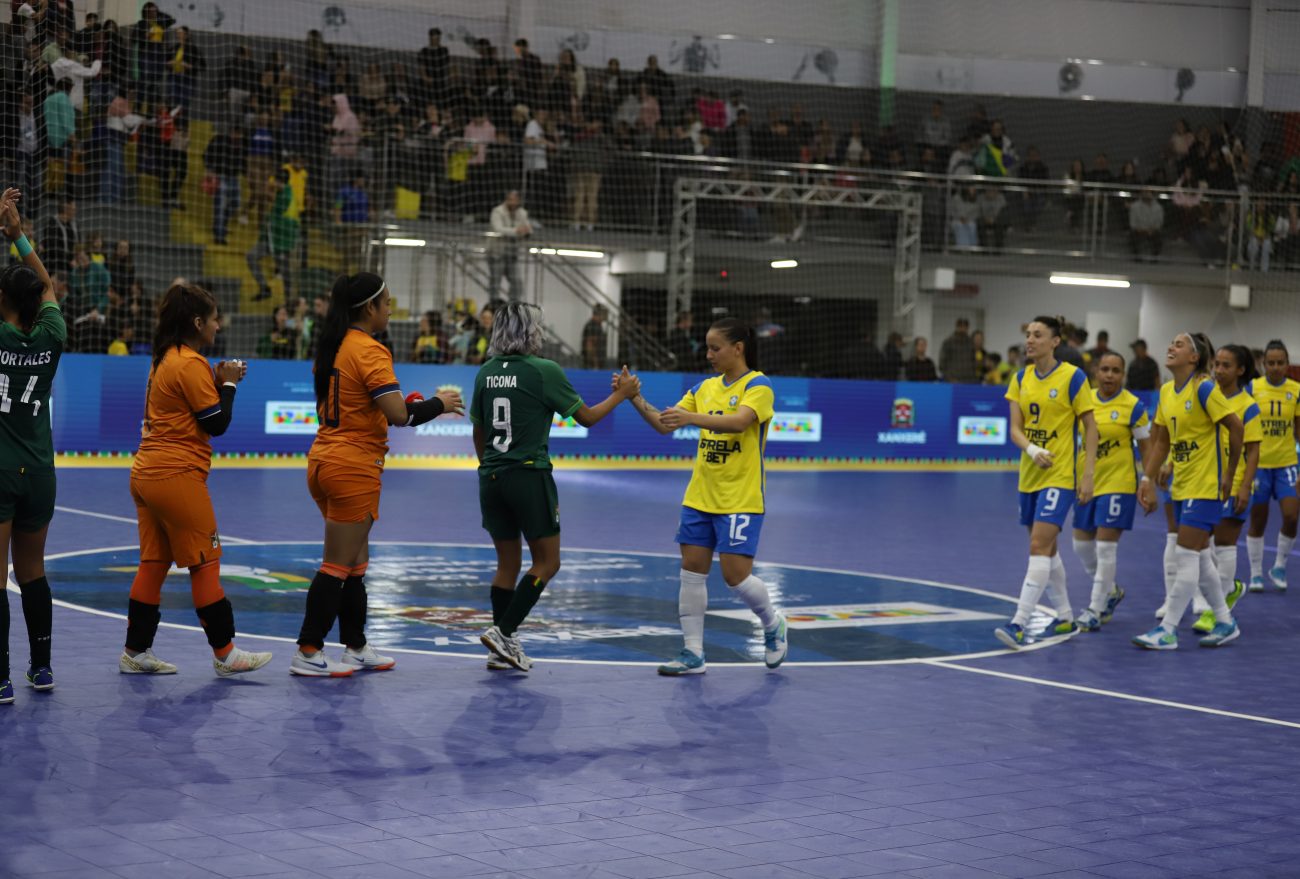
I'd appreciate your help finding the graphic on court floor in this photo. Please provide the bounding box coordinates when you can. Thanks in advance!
[47,542,1030,663]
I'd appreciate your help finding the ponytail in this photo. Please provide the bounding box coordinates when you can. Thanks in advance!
[152,282,217,367]
[1223,343,1259,386]
[1184,332,1214,377]
[710,317,758,371]
[313,272,386,402]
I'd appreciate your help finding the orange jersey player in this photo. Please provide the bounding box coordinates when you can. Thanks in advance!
[290,272,462,677]
[119,283,272,677]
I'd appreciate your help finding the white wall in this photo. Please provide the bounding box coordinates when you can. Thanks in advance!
[933,270,1300,384]
[899,0,1249,70]
[535,0,876,49]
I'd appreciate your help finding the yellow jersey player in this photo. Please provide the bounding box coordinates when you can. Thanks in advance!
[1246,340,1300,593]
[626,318,787,675]
[1069,351,1154,632]
[1191,344,1260,636]
[1135,333,1245,650]
[995,316,1098,650]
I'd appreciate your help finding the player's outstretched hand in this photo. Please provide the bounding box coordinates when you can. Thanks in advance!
[660,406,690,430]
[214,359,246,384]
[435,388,464,416]
[1,188,21,239]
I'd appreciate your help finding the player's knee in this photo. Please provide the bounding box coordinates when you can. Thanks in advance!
[1284,515,1299,534]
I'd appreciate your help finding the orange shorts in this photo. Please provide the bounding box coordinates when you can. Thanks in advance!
[130,472,223,569]
[308,458,382,523]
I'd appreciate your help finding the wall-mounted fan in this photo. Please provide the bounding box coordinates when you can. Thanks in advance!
[1059,62,1083,95]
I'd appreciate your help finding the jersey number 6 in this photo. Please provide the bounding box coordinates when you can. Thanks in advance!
[492,397,512,452]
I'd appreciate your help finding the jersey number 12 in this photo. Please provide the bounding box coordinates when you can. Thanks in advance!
[0,374,41,416]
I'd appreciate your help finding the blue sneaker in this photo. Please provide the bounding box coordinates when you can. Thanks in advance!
[1270,566,1288,592]
[1199,620,1240,648]
[1101,586,1125,623]
[0,680,12,704]
[1133,625,1178,650]
[658,649,706,676]
[1074,609,1101,632]
[763,614,789,669]
[1249,575,1266,593]
[25,666,53,691]
[994,622,1026,650]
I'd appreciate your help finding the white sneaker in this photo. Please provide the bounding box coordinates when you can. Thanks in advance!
[480,625,532,671]
[341,644,395,671]
[213,646,273,677]
[119,649,178,675]
[290,649,354,677]
[764,614,789,669]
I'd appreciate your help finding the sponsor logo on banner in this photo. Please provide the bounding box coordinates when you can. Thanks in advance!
[707,602,1003,629]
[892,398,915,428]
[264,401,319,435]
[551,414,589,438]
[415,421,474,437]
[957,416,1008,446]
[768,412,822,443]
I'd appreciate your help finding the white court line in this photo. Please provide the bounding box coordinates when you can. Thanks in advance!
[23,540,1070,667]
[924,659,1300,730]
[55,505,254,544]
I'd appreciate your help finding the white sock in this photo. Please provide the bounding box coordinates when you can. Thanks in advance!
[730,574,778,630]
[1162,546,1201,631]
[1275,534,1295,572]
[1215,545,1238,599]
[1163,532,1179,600]
[1013,556,1052,626]
[1247,535,1265,580]
[678,569,708,656]
[1199,548,1232,624]
[1091,541,1118,614]
[1046,553,1072,619]
[1073,536,1098,578]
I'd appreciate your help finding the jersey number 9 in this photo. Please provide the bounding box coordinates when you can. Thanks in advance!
[1028,402,1041,424]
[492,397,512,452]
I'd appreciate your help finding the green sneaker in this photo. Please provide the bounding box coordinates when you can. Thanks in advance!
[1226,578,1245,610]
[1192,609,1216,634]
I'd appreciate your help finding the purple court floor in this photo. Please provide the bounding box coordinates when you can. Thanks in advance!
[3,467,1300,879]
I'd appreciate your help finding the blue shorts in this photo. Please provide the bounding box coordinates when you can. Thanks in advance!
[1073,493,1137,532]
[1018,488,1075,530]
[1175,498,1222,533]
[1220,497,1247,523]
[1253,466,1299,505]
[676,506,764,557]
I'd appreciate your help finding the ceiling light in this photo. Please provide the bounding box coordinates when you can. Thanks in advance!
[770,259,799,269]
[1049,274,1130,288]
[383,237,425,247]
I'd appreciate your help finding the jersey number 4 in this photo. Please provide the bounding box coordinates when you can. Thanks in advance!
[0,374,41,416]
[492,397,513,452]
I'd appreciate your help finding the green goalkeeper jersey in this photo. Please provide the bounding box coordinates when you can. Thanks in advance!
[0,302,66,470]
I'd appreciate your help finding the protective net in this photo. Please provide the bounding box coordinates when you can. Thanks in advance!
[5,0,1288,382]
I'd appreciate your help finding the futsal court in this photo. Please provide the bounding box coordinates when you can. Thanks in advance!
[3,464,1299,879]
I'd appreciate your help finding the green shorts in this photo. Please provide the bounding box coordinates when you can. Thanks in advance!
[479,468,560,541]
[0,466,57,532]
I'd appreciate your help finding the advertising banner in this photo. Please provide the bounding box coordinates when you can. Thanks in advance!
[52,355,1024,464]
